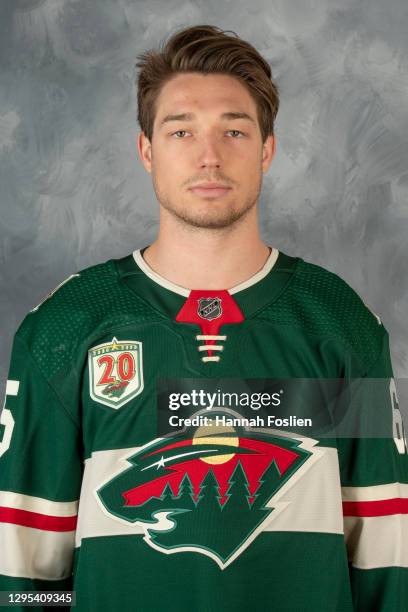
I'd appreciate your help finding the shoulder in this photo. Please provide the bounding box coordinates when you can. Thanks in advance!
[274,253,386,370]
[14,259,115,373]
[295,256,381,319]
[14,256,154,377]
[19,258,116,327]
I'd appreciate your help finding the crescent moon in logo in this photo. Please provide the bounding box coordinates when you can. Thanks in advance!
[192,420,239,464]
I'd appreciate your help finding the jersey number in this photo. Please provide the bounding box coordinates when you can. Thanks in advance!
[390,378,407,454]
[0,380,19,458]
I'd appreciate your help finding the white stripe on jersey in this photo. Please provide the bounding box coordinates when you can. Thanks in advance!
[0,491,79,516]
[344,514,408,569]
[0,523,75,580]
[342,481,408,501]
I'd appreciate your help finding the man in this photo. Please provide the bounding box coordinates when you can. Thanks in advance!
[0,24,407,611]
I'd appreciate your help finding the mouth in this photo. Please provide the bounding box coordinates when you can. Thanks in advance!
[188,186,232,199]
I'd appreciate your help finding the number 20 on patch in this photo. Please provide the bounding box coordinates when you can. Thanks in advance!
[88,338,144,409]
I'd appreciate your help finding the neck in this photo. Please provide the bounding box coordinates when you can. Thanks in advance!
[142,207,271,290]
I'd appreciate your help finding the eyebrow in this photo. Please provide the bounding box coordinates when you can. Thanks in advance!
[159,111,256,127]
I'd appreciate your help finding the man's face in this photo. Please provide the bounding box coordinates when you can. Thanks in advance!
[138,72,275,229]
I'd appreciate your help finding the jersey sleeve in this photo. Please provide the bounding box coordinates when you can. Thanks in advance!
[337,327,408,611]
[0,332,83,609]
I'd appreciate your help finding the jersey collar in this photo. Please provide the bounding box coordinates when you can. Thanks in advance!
[132,247,279,297]
[115,246,298,320]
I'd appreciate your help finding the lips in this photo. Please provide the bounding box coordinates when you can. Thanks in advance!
[189,183,232,198]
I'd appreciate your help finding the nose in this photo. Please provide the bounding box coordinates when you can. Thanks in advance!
[197,134,222,169]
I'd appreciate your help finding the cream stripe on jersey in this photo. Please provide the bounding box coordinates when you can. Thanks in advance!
[0,524,75,580]
[0,491,79,517]
[342,482,408,501]
[132,247,279,297]
[344,514,408,569]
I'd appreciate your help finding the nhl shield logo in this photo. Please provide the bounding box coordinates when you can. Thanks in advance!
[197,297,222,321]
[88,337,144,409]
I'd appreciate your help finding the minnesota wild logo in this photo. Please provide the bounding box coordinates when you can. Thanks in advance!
[88,337,144,409]
[95,419,313,568]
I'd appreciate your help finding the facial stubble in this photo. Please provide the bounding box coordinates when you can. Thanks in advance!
[151,169,263,230]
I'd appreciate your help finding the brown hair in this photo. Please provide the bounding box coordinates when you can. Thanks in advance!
[135,24,279,143]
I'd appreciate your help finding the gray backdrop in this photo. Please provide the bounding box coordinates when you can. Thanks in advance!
[1,0,407,405]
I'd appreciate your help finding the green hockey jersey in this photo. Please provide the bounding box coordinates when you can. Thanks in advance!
[0,246,407,611]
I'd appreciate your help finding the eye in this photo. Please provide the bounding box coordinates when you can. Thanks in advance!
[227,130,244,138]
[172,130,189,138]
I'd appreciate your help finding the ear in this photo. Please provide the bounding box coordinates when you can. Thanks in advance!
[261,134,276,173]
[137,131,152,174]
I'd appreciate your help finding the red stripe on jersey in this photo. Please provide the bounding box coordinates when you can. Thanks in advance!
[0,506,77,531]
[343,497,408,517]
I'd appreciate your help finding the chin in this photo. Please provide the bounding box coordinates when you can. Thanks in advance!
[179,209,249,230]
